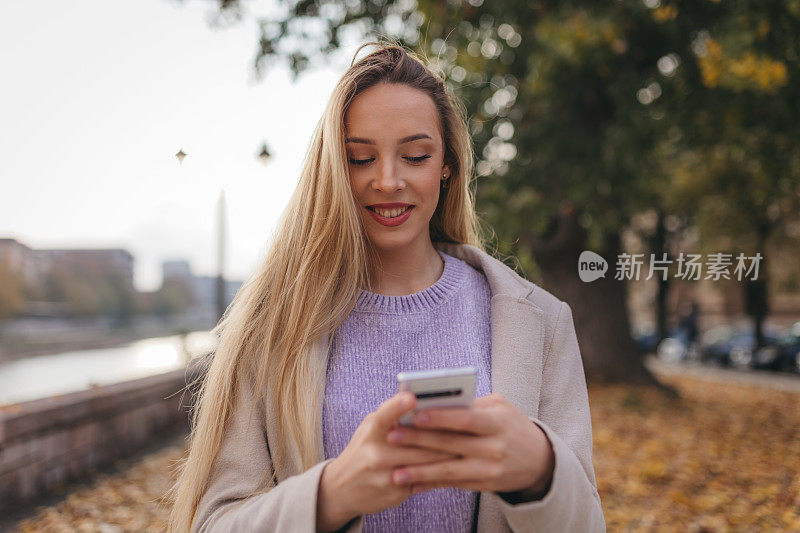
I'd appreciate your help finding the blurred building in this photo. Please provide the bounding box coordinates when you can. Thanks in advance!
[162,260,193,280]
[0,237,136,319]
[0,237,134,289]
[38,248,134,287]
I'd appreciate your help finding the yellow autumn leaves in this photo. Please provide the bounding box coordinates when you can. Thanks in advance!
[698,38,788,92]
[593,373,800,531]
[648,3,788,92]
[653,5,678,22]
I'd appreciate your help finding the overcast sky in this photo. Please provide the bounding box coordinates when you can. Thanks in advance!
[1,0,363,291]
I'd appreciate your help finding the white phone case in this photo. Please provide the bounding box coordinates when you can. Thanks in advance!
[396,366,477,426]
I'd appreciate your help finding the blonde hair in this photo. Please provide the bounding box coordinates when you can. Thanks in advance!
[165,38,488,532]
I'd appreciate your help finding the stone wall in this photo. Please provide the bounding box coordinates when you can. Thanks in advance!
[0,358,206,512]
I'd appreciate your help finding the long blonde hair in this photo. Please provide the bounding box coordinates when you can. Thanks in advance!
[165,38,488,532]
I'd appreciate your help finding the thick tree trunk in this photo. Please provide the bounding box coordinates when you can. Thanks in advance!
[525,202,678,397]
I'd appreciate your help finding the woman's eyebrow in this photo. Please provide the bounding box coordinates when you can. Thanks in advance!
[345,133,432,145]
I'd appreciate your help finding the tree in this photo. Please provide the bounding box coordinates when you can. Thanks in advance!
[196,0,671,389]
[40,262,141,319]
[42,263,101,317]
[660,6,800,348]
[0,262,25,320]
[155,277,196,318]
[191,0,799,391]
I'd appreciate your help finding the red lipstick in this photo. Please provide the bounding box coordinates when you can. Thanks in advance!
[366,203,415,227]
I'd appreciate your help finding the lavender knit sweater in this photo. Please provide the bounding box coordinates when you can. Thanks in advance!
[322,250,493,532]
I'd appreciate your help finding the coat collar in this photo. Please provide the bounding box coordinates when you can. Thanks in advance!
[432,241,537,303]
[303,242,547,466]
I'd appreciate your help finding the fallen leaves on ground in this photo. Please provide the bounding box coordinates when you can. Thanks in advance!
[13,371,800,532]
[592,372,800,531]
[14,440,186,533]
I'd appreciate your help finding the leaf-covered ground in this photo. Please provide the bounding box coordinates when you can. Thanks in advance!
[592,373,800,531]
[11,372,800,532]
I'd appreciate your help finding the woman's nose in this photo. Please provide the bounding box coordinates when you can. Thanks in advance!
[373,160,404,191]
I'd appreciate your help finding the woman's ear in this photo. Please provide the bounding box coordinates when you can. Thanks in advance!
[441,164,451,179]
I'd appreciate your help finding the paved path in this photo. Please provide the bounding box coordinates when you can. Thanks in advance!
[645,354,800,394]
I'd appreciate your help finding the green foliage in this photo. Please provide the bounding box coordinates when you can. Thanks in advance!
[215,0,800,276]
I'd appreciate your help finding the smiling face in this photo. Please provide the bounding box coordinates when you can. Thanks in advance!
[344,82,450,254]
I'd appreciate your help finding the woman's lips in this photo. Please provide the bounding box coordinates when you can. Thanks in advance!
[366,205,414,227]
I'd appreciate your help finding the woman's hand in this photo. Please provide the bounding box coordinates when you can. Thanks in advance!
[384,393,556,501]
[317,391,461,532]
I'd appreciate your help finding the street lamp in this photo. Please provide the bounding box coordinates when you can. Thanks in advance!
[258,141,272,166]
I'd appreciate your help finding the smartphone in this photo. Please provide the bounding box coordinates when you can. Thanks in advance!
[396,366,477,426]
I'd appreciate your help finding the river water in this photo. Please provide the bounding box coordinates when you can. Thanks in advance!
[0,331,216,405]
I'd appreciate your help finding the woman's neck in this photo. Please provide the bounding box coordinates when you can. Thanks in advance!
[366,241,445,296]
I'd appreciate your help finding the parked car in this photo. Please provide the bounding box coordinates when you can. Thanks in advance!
[754,322,800,374]
[700,325,781,369]
[699,325,740,365]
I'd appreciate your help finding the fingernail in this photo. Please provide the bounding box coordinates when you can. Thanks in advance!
[394,470,410,483]
[388,429,404,442]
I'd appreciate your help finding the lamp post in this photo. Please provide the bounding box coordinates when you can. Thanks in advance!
[215,189,227,322]
[174,141,272,325]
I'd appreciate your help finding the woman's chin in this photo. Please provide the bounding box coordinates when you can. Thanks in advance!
[366,231,417,252]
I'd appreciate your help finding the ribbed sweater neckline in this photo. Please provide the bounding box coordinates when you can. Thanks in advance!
[353,250,465,314]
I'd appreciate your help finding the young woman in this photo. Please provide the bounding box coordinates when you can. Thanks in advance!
[167,41,605,533]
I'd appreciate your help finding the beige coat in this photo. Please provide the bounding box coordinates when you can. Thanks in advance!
[192,242,606,532]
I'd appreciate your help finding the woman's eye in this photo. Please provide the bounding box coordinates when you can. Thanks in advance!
[348,155,431,166]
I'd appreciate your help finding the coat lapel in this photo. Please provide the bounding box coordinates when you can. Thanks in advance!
[432,243,548,533]
[487,294,545,417]
[432,242,546,416]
